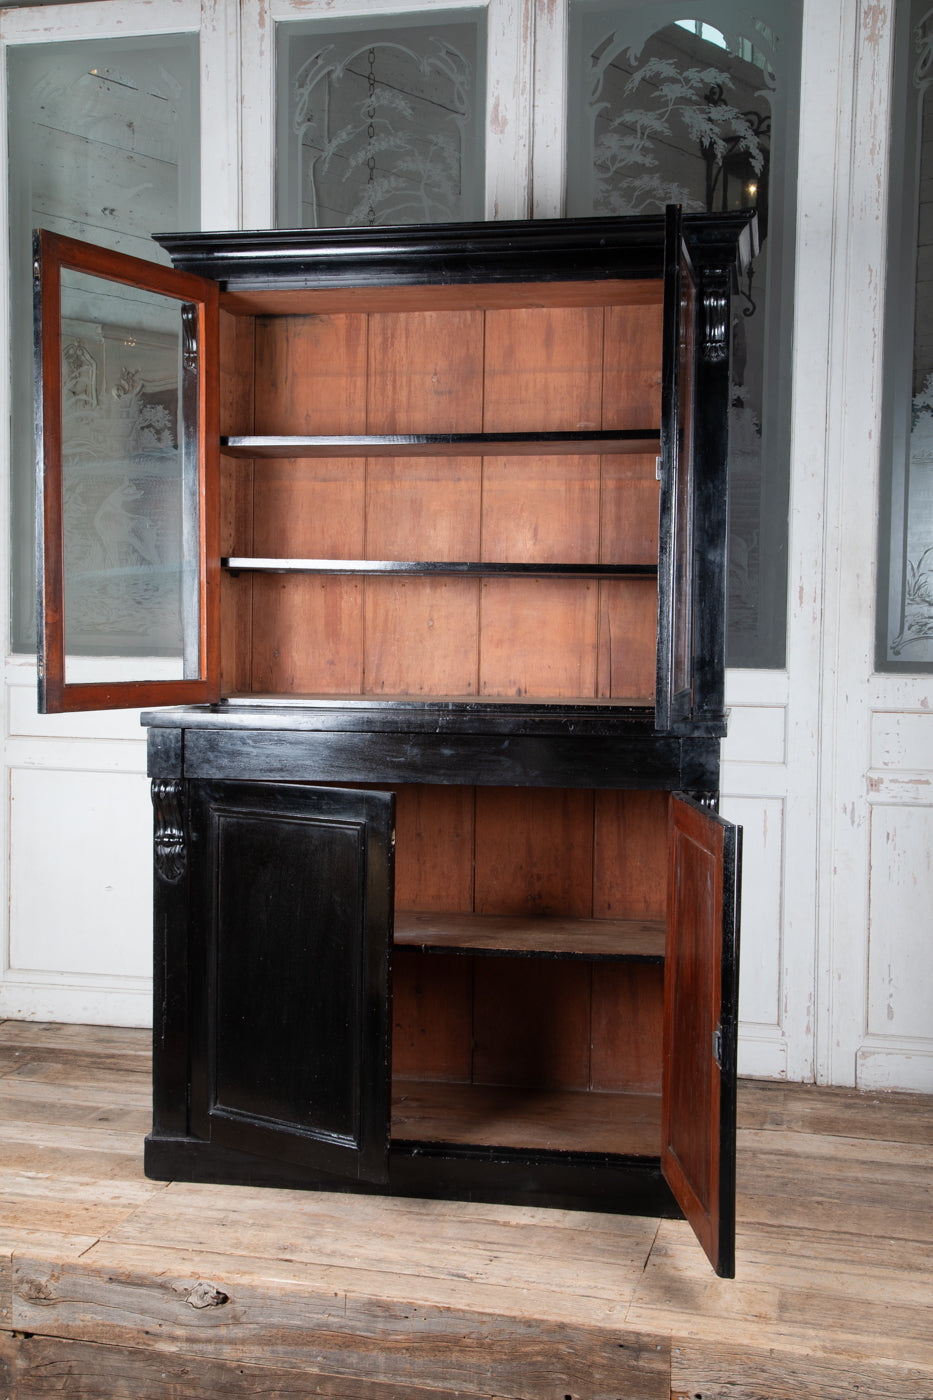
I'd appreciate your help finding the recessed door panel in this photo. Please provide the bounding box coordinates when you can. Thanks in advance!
[188,780,394,1183]
[34,229,219,712]
[662,793,741,1277]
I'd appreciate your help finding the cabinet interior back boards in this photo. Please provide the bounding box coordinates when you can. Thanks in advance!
[34,209,752,1276]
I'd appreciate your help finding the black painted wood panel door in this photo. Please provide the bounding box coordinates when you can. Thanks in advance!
[188,780,395,1183]
[661,793,741,1277]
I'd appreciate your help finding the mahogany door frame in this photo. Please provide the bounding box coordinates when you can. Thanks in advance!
[34,228,221,713]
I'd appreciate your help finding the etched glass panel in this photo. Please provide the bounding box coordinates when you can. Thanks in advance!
[877,0,933,669]
[276,11,485,227]
[8,35,199,652]
[567,2,802,668]
[58,270,197,680]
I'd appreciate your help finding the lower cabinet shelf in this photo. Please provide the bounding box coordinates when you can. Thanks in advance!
[393,910,666,960]
[391,1078,662,1156]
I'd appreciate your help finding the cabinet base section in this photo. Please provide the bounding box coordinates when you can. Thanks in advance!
[143,1134,681,1218]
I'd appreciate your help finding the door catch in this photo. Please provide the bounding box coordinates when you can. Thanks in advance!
[712,1026,723,1068]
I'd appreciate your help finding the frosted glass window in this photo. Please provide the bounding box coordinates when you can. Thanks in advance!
[567,1,801,668]
[8,35,199,652]
[276,12,486,227]
[877,0,933,669]
[57,270,198,678]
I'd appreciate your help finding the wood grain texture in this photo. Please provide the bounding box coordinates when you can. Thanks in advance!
[391,950,472,1083]
[253,314,367,434]
[10,1246,670,1399]
[4,1021,933,1400]
[249,575,363,694]
[221,278,662,317]
[2,1333,572,1400]
[392,1078,663,1155]
[590,963,665,1095]
[365,456,481,560]
[482,306,604,432]
[479,577,599,698]
[363,577,479,696]
[218,307,255,439]
[473,787,595,918]
[596,578,658,701]
[670,1350,933,1400]
[219,453,254,694]
[367,310,484,434]
[599,452,660,566]
[472,957,592,1090]
[594,789,669,920]
[394,911,666,959]
[251,457,365,557]
[602,300,664,430]
[480,454,600,564]
[393,786,475,913]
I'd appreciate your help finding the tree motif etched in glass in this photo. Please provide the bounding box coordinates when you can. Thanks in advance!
[7,35,200,653]
[878,0,933,668]
[277,14,485,228]
[567,3,801,669]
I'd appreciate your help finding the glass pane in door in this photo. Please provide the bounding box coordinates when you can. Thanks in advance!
[8,34,200,653]
[276,10,486,227]
[877,0,933,669]
[56,268,198,683]
[567,1,802,669]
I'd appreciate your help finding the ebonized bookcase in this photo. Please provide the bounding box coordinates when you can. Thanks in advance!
[34,209,752,1276]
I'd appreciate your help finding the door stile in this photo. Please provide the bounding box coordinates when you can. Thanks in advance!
[34,232,64,713]
[656,206,699,732]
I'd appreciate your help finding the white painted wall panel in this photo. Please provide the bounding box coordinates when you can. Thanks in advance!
[721,706,786,766]
[7,679,146,740]
[8,766,152,980]
[721,793,785,1030]
[870,709,933,772]
[867,802,933,1041]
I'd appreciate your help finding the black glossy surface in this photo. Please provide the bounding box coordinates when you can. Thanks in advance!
[185,781,394,1184]
[222,558,659,578]
[155,212,753,290]
[221,430,659,456]
[144,1133,681,1218]
[164,725,719,792]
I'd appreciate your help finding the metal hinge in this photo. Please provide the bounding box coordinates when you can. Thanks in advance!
[712,1025,723,1068]
[655,455,662,481]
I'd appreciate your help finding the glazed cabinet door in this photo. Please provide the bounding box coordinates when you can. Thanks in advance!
[662,793,741,1277]
[187,780,395,1183]
[34,229,220,712]
[656,207,699,731]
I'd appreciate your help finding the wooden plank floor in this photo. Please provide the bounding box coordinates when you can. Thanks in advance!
[1,1021,932,1399]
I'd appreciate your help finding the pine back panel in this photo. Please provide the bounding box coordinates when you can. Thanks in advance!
[219,286,663,702]
[391,786,668,1096]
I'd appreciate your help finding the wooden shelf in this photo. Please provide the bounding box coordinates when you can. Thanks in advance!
[220,431,661,458]
[222,558,658,578]
[391,1078,662,1156]
[394,911,666,960]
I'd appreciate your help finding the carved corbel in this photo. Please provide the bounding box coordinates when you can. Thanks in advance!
[152,780,186,882]
[701,279,731,363]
